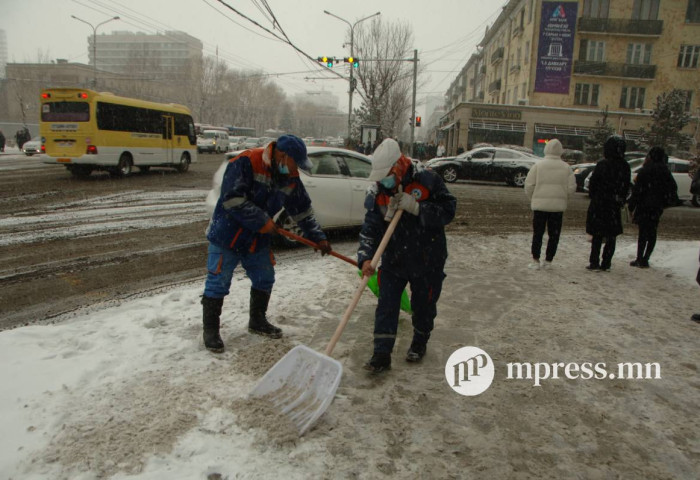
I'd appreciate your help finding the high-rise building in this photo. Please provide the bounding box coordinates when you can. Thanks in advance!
[87,30,203,80]
[442,0,700,156]
[0,29,8,79]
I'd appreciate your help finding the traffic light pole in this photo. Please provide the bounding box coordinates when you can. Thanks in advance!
[323,10,380,144]
[410,49,418,158]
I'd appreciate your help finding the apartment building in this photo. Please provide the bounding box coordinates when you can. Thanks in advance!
[88,30,203,80]
[441,0,700,156]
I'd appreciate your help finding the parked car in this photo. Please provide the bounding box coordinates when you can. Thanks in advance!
[630,157,694,203]
[197,130,230,154]
[23,137,43,156]
[583,157,694,204]
[223,147,375,245]
[427,147,541,187]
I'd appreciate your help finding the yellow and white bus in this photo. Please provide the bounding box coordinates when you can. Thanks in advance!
[40,88,197,177]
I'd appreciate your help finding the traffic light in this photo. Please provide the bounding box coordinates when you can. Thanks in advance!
[344,57,359,68]
[415,116,422,127]
[317,56,334,67]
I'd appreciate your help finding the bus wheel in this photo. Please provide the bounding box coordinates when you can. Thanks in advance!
[177,153,191,173]
[112,154,133,177]
[68,165,92,177]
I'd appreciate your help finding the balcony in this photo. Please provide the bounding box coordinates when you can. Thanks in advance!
[491,47,504,65]
[578,17,663,36]
[573,61,657,79]
[488,79,502,93]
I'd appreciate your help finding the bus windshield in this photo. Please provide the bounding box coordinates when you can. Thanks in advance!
[41,101,90,122]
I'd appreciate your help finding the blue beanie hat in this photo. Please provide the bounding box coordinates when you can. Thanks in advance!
[276,135,312,171]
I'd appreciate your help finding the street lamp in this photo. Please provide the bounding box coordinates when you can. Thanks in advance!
[323,10,380,144]
[71,14,120,88]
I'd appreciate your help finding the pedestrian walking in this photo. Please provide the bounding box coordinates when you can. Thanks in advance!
[0,130,5,152]
[201,134,331,353]
[524,138,577,269]
[585,135,631,271]
[627,147,678,268]
[358,138,457,373]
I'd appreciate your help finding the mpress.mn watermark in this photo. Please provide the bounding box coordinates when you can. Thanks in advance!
[445,346,662,395]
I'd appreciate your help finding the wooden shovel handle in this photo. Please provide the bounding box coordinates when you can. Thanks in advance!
[324,210,404,356]
[276,228,358,267]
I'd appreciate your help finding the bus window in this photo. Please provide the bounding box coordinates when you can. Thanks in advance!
[41,102,90,122]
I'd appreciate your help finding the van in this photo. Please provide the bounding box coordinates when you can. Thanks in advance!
[197,130,230,154]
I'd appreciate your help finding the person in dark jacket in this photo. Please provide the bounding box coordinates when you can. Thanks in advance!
[693,246,700,324]
[585,135,631,271]
[201,135,331,353]
[358,138,456,373]
[0,130,5,152]
[627,147,678,268]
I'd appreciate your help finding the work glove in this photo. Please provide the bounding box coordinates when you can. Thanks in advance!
[316,240,332,256]
[384,194,399,222]
[361,260,375,277]
[396,192,420,216]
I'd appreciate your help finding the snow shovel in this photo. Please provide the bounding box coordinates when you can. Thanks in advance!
[250,210,404,435]
[276,227,412,314]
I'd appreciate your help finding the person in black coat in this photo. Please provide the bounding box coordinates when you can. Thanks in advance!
[0,130,5,152]
[585,135,631,271]
[627,147,678,268]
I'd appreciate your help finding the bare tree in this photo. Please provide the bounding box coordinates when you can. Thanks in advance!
[352,18,414,139]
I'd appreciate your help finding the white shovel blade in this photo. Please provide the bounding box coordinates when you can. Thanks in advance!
[250,345,343,435]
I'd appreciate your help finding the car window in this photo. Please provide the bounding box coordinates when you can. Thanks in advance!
[341,155,372,179]
[309,153,342,176]
[668,161,688,173]
[494,150,519,160]
[471,150,493,160]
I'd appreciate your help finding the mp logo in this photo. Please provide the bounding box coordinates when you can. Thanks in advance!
[444,346,495,396]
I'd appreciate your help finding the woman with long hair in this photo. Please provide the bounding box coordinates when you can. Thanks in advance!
[627,146,678,268]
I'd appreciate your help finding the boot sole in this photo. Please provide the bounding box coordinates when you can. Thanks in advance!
[406,353,424,363]
[363,363,391,374]
[205,345,225,353]
[248,328,283,339]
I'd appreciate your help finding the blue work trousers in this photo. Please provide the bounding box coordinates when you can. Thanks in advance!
[373,267,446,355]
[203,242,275,298]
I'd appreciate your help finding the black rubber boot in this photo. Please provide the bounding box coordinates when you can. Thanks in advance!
[248,288,283,339]
[406,332,429,363]
[201,296,225,353]
[363,352,392,374]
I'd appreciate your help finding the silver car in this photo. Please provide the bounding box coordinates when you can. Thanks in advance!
[23,137,43,156]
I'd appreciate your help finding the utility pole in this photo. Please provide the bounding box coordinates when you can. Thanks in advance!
[71,14,120,88]
[323,10,380,144]
[410,49,418,158]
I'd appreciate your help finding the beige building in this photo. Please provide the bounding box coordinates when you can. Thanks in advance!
[442,0,700,156]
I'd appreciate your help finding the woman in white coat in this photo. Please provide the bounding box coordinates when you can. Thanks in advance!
[524,139,577,269]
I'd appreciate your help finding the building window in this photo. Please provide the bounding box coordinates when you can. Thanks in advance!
[687,0,700,22]
[525,41,530,63]
[632,0,660,20]
[529,0,535,23]
[627,43,652,65]
[620,86,646,109]
[580,40,606,61]
[583,0,610,18]
[514,86,519,102]
[680,90,694,111]
[678,45,700,68]
[574,83,600,106]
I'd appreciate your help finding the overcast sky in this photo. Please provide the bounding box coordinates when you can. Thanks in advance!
[1,0,504,113]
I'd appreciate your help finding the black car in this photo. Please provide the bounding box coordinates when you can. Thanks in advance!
[426,147,541,187]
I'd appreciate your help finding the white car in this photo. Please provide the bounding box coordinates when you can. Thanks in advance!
[220,147,374,244]
[197,130,230,154]
[631,157,694,202]
[584,157,694,203]
[22,137,43,156]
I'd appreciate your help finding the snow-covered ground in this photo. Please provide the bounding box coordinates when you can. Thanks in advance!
[2,234,699,479]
